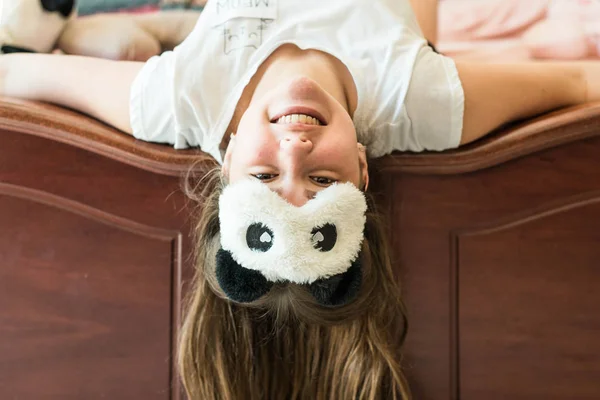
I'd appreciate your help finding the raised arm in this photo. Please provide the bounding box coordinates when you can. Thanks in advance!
[409,0,438,45]
[0,53,143,134]
[455,60,600,145]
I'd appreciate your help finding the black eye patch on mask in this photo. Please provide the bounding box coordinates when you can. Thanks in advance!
[215,248,362,307]
[216,249,273,303]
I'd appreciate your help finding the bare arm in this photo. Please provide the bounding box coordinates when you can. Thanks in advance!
[455,61,599,146]
[134,10,201,51]
[0,53,143,134]
[409,0,438,45]
[58,11,201,61]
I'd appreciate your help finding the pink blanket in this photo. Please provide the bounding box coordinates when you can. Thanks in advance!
[438,0,600,61]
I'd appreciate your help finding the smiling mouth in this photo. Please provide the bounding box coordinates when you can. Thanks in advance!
[270,107,327,126]
[274,113,323,126]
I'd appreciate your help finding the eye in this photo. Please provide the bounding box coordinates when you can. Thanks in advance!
[311,176,336,186]
[311,223,337,252]
[252,173,278,181]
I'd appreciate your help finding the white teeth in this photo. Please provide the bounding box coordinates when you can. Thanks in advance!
[275,114,322,125]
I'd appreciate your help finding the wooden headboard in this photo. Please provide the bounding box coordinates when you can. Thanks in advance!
[1,98,599,399]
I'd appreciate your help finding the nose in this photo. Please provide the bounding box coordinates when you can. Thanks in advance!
[277,136,313,207]
[279,136,313,155]
[278,185,309,207]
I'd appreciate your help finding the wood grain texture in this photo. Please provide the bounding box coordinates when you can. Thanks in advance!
[385,136,600,399]
[454,193,600,400]
[0,121,197,399]
[0,196,175,399]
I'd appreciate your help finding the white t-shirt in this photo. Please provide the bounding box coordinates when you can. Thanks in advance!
[130,0,464,164]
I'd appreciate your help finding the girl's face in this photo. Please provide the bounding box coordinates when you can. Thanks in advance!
[223,76,368,207]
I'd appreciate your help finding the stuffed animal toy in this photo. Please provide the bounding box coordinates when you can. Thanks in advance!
[523,0,600,60]
[0,0,200,61]
[0,0,76,54]
[438,0,600,61]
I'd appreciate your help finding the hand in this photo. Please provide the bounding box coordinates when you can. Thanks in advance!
[57,14,161,62]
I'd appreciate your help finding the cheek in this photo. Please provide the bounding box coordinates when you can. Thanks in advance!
[315,120,360,176]
[234,116,271,162]
[325,120,359,155]
[315,138,358,173]
[231,134,277,166]
[255,141,274,160]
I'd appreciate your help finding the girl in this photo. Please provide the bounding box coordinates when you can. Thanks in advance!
[1,1,600,398]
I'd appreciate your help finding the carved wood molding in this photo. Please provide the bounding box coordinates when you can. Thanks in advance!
[5,98,600,177]
[453,190,600,238]
[0,182,179,240]
[378,103,600,175]
[0,98,210,177]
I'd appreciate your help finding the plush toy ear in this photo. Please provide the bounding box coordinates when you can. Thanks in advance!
[308,255,362,307]
[1,45,36,54]
[41,0,76,18]
[215,249,273,303]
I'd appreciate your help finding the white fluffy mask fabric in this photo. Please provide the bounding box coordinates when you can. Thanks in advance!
[218,180,367,284]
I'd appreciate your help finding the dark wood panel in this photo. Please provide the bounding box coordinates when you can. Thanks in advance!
[0,194,177,399]
[391,136,600,400]
[0,128,197,399]
[457,195,600,400]
[0,129,191,228]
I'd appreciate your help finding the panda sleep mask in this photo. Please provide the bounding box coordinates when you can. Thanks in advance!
[217,180,367,307]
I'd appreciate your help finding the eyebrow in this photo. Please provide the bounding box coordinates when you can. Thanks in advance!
[273,188,317,200]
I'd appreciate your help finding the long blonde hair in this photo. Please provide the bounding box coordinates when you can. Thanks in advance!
[178,162,411,399]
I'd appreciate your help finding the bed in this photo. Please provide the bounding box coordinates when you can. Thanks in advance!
[1,95,599,399]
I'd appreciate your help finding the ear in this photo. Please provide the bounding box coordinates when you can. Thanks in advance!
[357,143,369,191]
[308,255,362,307]
[215,248,273,303]
[221,134,236,179]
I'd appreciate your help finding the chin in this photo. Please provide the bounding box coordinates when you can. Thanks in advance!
[285,76,327,99]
